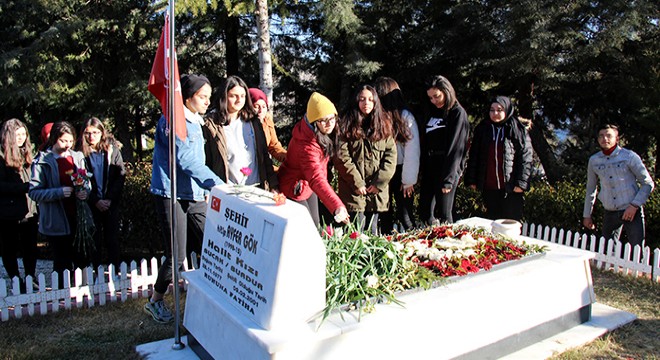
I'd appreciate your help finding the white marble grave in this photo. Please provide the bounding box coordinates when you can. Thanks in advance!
[177,207,602,360]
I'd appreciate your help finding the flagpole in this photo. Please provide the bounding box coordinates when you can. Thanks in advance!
[167,0,185,350]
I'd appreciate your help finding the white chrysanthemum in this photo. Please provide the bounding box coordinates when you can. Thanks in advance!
[428,248,446,261]
[359,233,370,241]
[393,241,404,252]
[435,236,477,250]
[385,250,395,259]
[412,241,427,252]
[460,233,477,246]
[366,275,379,288]
[463,249,477,257]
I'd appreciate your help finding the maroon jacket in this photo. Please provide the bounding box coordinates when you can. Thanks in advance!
[277,119,344,214]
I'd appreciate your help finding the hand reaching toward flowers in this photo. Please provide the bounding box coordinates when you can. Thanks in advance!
[334,207,349,224]
[355,186,367,195]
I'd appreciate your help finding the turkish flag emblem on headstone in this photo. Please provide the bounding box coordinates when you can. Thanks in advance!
[211,196,221,212]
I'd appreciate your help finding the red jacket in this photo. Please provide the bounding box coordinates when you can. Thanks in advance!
[278,119,344,214]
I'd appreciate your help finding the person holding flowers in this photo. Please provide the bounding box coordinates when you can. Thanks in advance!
[0,119,39,291]
[29,121,91,283]
[203,76,278,190]
[77,117,126,271]
[278,92,349,227]
[147,74,224,324]
[335,85,397,235]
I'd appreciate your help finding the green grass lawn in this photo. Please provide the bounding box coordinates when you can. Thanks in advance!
[0,268,657,360]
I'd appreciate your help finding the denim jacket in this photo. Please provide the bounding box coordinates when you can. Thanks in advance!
[583,146,654,216]
[28,149,87,236]
[150,111,223,201]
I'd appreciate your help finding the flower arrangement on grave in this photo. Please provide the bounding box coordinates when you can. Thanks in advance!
[391,225,546,277]
[229,166,286,206]
[68,168,96,256]
[321,223,546,321]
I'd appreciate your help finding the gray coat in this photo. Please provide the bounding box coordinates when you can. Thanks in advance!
[29,149,87,236]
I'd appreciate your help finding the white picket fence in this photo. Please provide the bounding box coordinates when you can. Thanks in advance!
[1,224,659,321]
[522,223,660,282]
[0,258,165,321]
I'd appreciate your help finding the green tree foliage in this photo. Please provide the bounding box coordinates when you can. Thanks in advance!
[0,0,163,159]
[0,0,657,211]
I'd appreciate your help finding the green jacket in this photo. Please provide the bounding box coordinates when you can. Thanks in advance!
[334,137,397,212]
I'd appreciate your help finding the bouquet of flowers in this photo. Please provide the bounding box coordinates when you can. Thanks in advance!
[69,168,96,256]
[232,166,286,206]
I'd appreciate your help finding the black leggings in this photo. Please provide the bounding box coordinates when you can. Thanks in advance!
[153,196,206,295]
[0,217,38,279]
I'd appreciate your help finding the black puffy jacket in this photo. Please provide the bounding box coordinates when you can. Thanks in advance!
[465,118,533,192]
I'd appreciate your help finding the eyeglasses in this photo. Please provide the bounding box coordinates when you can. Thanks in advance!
[318,116,337,125]
[84,131,102,136]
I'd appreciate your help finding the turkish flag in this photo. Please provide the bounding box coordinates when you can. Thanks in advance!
[148,14,187,140]
[211,196,221,212]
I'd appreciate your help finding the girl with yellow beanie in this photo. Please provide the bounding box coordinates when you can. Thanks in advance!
[277,92,349,227]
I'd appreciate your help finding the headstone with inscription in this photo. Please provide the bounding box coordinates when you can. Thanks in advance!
[182,184,326,359]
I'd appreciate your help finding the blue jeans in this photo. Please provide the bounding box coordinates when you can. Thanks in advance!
[602,208,645,248]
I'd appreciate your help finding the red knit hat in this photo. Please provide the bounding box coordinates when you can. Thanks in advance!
[248,88,268,109]
[40,122,54,144]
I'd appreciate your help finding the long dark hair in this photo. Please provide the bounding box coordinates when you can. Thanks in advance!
[210,75,256,126]
[77,117,117,156]
[45,121,76,149]
[311,120,336,158]
[0,118,33,169]
[338,85,392,142]
[373,77,412,144]
[425,75,458,116]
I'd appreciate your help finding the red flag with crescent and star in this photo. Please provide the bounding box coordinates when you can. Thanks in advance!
[148,14,186,140]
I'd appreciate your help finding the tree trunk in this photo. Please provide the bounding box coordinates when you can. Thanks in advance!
[517,80,563,185]
[528,115,563,185]
[225,15,240,76]
[255,0,274,108]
